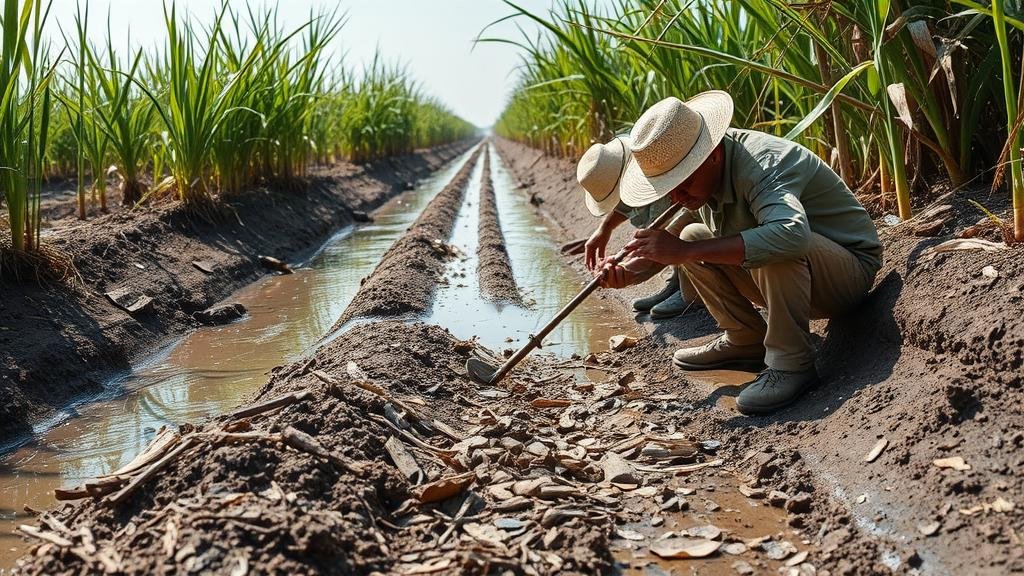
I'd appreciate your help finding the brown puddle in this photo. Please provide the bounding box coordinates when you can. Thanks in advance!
[612,480,801,575]
[0,144,638,569]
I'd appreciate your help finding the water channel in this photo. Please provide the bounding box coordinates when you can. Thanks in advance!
[0,143,637,569]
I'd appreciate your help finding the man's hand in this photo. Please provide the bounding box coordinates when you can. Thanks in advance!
[623,229,686,265]
[594,256,642,289]
[585,226,611,270]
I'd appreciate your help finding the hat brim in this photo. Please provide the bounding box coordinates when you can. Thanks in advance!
[619,91,733,208]
[582,150,637,216]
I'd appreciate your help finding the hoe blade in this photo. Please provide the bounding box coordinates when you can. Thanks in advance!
[466,357,498,385]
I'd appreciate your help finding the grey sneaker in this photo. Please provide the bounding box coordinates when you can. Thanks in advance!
[672,335,765,371]
[650,291,694,319]
[633,275,679,312]
[736,368,819,415]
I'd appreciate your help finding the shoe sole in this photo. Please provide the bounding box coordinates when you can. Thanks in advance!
[650,309,684,320]
[672,357,765,372]
[735,377,820,415]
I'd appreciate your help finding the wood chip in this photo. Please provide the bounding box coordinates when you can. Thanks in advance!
[17,525,72,548]
[917,521,940,536]
[649,537,721,559]
[864,438,888,462]
[615,528,645,541]
[385,436,424,484]
[531,398,572,409]
[415,472,475,504]
[933,456,971,471]
[191,260,216,274]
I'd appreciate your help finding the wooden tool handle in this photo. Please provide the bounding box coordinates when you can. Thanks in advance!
[487,202,683,384]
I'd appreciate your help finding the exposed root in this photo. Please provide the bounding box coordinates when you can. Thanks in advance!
[0,236,80,285]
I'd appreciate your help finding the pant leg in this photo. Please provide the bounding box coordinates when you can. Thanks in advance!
[749,232,876,370]
[679,223,766,346]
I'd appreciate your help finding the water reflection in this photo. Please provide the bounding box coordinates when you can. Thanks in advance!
[426,145,636,358]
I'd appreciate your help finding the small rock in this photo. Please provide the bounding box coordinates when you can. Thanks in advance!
[785,493,812,514]
[351,210,374,223]
[609,335,638,351]
[732,560,755,575]
[193,303,247,326]
[768,490,790,507]
[917,521,940,536]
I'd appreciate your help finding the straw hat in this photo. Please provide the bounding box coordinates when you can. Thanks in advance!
[619,91,733,207]
[576,136,633,216]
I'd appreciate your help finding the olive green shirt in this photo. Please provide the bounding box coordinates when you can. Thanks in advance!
[699,128,882,272]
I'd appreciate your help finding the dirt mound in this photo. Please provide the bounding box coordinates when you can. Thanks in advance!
[18,316,870,575]
[477,148,524,305]
[495,136,1024,575]
[333,147,483,328]
[13,322,618,575]
[0,140,476,444]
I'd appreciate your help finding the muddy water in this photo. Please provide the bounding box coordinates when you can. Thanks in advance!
[426,145,636,358]
[0,144,639,569]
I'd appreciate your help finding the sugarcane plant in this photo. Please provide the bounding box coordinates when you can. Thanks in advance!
[0,0,54,255]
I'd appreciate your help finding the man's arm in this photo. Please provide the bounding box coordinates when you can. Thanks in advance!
[624,230,745,266]
[585,210,628,270]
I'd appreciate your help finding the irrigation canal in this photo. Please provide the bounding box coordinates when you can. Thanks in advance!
[0,143,638,568]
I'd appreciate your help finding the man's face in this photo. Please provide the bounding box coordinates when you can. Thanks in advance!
[668,144,722,210]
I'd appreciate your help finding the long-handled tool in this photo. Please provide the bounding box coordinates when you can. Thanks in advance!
[466,202,684,385]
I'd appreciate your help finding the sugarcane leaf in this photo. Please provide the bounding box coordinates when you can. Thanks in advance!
[785,61,874,140]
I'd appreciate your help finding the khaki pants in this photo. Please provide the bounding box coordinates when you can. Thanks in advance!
[679,223,876,371]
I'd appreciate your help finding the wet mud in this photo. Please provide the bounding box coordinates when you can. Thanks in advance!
[333,146,484,327]
[476,149,523,305]
[0,140,477,444]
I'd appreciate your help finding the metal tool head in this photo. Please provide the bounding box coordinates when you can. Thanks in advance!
[466,357,498,385]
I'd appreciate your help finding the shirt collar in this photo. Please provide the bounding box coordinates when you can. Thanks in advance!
[706,132,736,211]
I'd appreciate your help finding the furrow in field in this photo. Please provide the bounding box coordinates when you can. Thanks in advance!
[475,148,523,305]
[333,146,483,327]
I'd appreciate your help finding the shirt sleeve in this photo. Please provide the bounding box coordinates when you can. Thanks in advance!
[738,157,812,268]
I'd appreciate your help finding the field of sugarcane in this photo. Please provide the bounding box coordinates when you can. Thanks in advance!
[0,0,474,263]
[489,0,1024,239]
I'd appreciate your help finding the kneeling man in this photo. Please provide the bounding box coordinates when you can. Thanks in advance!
[598,92,882,415]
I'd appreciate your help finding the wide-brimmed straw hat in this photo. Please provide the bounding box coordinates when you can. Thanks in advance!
[619,91,733,207]
[576,135,633,216]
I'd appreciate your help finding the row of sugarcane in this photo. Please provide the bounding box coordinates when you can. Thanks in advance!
[0,0,476,255]
[488,0,1024,241]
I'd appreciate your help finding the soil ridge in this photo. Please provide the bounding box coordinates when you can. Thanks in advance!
[332,146,484,327]
[477,147,524,305]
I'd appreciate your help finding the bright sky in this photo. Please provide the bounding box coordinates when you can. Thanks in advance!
[47,0,587,127]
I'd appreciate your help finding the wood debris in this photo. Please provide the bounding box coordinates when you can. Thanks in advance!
[864,438,888,462]
[649,537,721,559]
[933,456,971,471]
[385,436,424,484]
[415,472,476,504]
